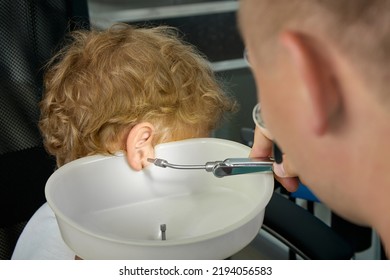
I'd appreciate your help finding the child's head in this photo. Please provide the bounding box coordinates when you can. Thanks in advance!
[39,24,237,168]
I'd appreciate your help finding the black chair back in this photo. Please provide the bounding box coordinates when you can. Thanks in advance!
[0,0,89,259]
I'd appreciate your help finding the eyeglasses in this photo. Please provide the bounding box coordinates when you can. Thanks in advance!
[243,48,250,67]
[252,103,265,129]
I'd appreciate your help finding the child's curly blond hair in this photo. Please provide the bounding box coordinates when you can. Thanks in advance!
[39,24,237,167]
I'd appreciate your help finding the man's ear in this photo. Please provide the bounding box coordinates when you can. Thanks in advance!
[126,122,155,171]
[280,31,342,136]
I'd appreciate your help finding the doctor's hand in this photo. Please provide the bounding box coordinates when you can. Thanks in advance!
[249,126,300,192]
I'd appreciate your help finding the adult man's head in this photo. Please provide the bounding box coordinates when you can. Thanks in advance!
[239,0,390,233]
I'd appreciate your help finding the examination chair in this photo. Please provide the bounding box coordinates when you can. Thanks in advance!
[0,0,353,260]
[0,0,89,260]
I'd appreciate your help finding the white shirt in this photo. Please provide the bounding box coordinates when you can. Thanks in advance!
[11,202,75,260]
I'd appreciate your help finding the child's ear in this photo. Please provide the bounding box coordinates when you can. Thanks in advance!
[126,122,155,171]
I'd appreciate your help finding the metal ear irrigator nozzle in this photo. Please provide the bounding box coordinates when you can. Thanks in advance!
[147,157,274,178]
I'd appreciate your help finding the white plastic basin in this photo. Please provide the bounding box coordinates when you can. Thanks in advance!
[45,138,274,259]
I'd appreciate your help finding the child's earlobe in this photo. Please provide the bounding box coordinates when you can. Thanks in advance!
[125,122,155,171]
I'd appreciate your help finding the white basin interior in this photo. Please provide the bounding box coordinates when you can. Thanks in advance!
[45,138,274,259]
